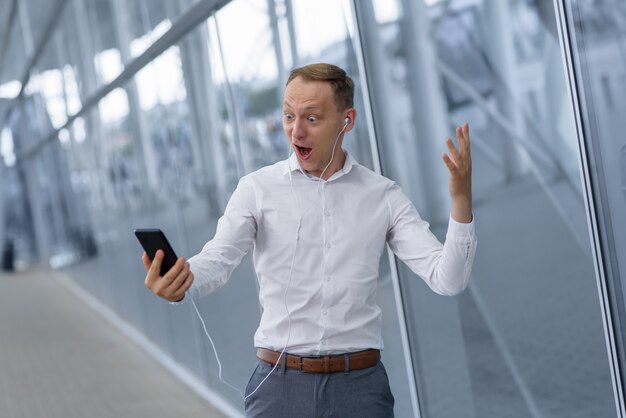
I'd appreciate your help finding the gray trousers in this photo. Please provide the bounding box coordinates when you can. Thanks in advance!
[244,359,395,418]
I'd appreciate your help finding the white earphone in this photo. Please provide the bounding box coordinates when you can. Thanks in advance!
[318,117,350,186]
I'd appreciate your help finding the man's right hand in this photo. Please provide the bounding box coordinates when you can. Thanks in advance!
[142,250,194,302]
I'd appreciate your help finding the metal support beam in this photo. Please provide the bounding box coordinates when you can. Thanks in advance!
[12,0,60,264]
[111,0,160,193]
[53,24,96,253]
[15,0,68,99]
[15,0,230,163]
[482,0,526,181]
[284,0,298,67]
[71,0,110,208]
[399,0,451,223]
[0,0,19,82]
[267,0,287,89]
[175,0,228,213]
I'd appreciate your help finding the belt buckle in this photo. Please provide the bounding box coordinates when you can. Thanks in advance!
[299,355,318,372]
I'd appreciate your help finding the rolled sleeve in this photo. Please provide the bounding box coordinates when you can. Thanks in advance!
[173,176,258,303]
[386,183,477,296]
[446,214,476,242]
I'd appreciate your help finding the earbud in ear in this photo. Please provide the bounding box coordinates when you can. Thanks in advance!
[344,117,350,125]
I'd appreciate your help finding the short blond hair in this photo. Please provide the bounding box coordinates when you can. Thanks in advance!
[287,63,354,110]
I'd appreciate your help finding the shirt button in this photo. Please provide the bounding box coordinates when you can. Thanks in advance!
[325,276,331,282]
[324,210,330,217]
[325,242,331,249]
[322,310,328,316]
[322,340,328,345]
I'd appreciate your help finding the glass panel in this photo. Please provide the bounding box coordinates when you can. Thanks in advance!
[132,41,213,379]
[211,0,282,175]
[567,0,626,401]
[364,0,616,416]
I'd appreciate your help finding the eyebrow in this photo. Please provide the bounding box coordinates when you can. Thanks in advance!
[282,103,324,112]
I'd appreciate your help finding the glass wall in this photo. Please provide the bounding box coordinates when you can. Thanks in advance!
[0,0,623,416]
[357,0,616,416]
[562,0,626,411]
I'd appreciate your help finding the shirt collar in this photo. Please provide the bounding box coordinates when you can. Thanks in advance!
[282,149,357,180]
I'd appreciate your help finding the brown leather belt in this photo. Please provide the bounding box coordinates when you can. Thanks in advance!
[256,348,380,373]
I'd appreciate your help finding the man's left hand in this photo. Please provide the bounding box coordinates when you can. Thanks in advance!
[442,123,473,223]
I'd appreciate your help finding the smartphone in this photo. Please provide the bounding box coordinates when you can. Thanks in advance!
[134,229,178,277]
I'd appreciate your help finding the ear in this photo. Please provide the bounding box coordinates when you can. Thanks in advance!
[343,108,356,132]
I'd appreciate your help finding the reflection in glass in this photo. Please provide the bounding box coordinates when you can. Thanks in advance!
[363,0,617,416]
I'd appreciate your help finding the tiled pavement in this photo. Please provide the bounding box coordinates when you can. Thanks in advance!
[0,268,225,418]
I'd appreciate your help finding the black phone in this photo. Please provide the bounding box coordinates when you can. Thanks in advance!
[134,229,178,277]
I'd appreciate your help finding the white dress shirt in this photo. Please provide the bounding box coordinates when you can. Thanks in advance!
[183,150,476,355]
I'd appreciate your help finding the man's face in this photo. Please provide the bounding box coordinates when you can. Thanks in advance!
[283,76,350,178]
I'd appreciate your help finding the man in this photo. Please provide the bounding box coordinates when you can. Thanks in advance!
[142,63,476,417]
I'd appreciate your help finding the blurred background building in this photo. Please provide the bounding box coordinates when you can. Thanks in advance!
[0,0,625,416]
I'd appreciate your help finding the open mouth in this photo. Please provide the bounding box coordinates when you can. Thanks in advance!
[295,145,313,160]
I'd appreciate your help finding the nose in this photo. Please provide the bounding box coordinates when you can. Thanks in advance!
[291,118,305,141]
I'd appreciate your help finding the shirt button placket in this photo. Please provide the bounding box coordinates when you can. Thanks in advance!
[320,191,333,347]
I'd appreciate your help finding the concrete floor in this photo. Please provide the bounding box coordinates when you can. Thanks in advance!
[0,268,225,418]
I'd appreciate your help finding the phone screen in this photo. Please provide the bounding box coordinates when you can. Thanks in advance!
[134,229,178,276]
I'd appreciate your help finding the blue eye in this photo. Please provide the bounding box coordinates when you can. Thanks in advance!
[284,113,294,120]
[307,115,317,122]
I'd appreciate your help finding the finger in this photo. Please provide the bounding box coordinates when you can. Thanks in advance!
[442,153,458,175]
[464,123,471,156]
[162,256,186,282]
[165,261,191,294]
[152,259,183,297]
[446,138,461,163]
[142,252,151,271]
[145,250,163,289]
[458,123,471,156]
[456,126,467,155]
[149,250,164,277]
[142,252,157,287]
[171,272,194,302]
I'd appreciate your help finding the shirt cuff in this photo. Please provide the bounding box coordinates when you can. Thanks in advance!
[446,213,475,240]
[168,293,188,306]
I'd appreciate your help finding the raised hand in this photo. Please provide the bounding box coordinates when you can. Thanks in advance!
[442,123,473,223]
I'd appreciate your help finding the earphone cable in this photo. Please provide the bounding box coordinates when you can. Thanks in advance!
[244,144,302,401]
[191,298,244,397]
[317,122,348,194]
